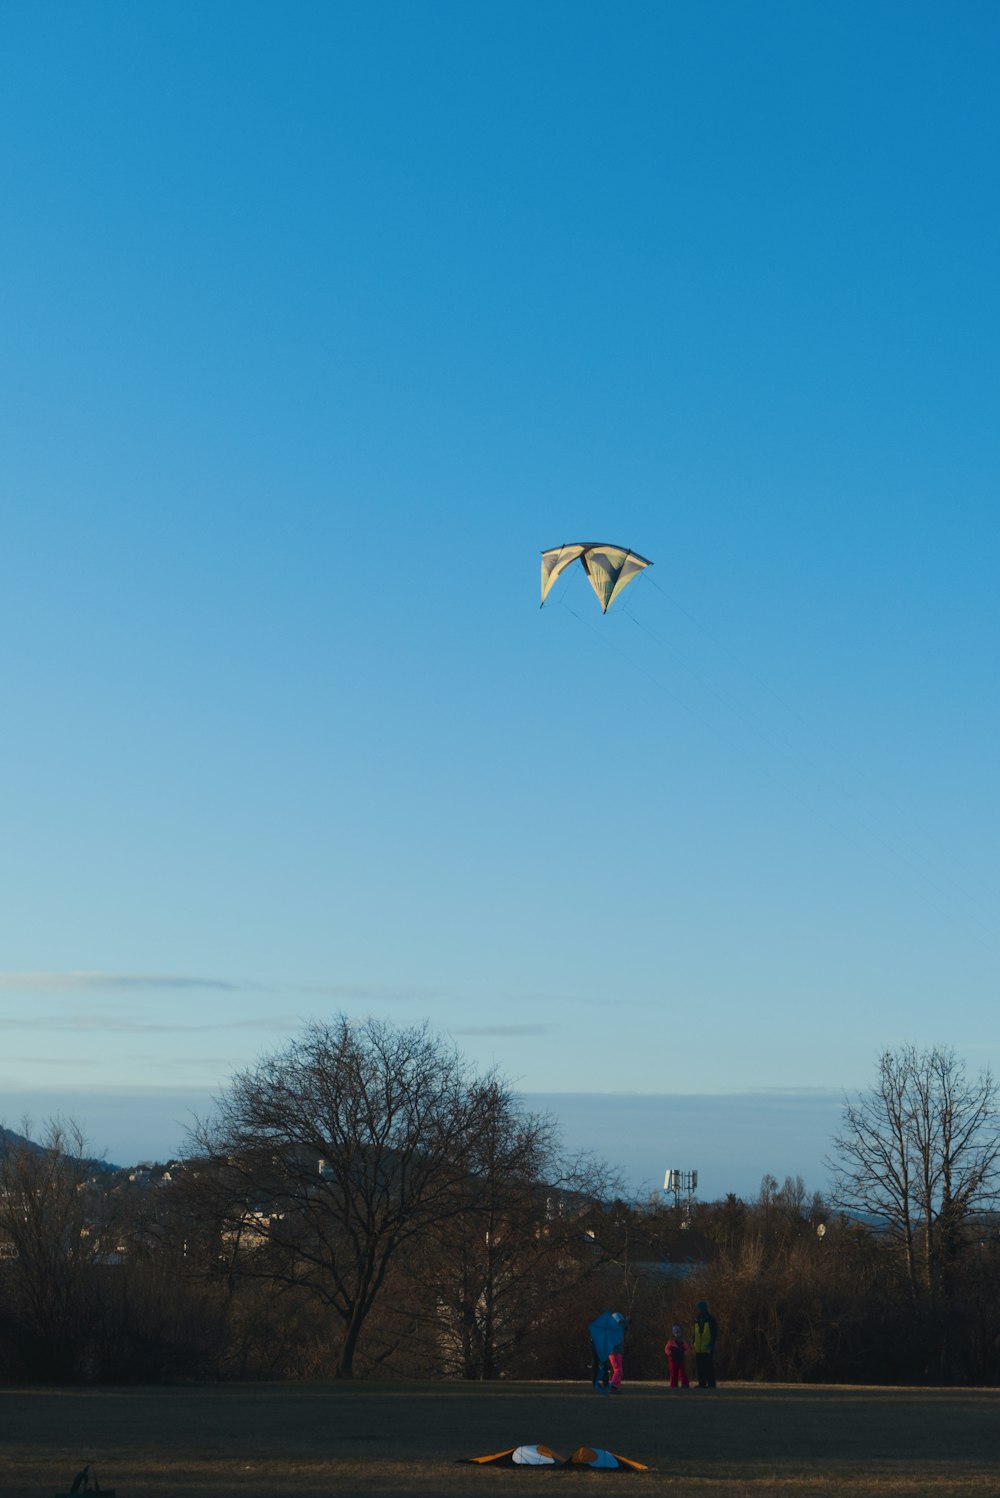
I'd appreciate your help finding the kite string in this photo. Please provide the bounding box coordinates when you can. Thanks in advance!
[634,572,997,929]
[548,591,1000,959]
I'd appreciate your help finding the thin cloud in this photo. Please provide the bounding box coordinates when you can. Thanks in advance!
[1,1082,217,1099]
[0,1011,300,1035]
[0,1052,248,1076]
[296,982,445,1003]
[450,1024,554,1038]
[0,973,445,1005]
[0,972,250,993]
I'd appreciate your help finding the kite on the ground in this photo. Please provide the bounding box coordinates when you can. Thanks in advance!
[464,1444,649,1472]
[465,1446,564,1466]
[540,543,652,613]
[564,1447,650,1471]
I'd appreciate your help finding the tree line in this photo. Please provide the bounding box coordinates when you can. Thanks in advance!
[1,1021,999,1385]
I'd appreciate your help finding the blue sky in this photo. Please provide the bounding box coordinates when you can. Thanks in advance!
[1,2,997,1197]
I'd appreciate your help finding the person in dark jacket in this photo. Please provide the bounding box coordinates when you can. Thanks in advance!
[692,1300,718,1387]
[590,1341,611,1394]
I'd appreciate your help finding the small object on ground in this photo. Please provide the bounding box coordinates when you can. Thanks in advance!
[56,1464,116,1498]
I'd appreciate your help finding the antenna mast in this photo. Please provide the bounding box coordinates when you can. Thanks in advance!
[663,1168,698,1219]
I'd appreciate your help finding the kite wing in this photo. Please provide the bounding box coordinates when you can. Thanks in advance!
[540,543,588,605]
[466,1445,564,1466]
[540,543,652,612]
[565,1447,650,1471]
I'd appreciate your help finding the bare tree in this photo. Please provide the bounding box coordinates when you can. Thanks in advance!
[189,1016,483,1378]
[404,1079,606,1379]
[0,1118,117,1378]
[416,1078,554,1379]
[830,1045,1000,1293]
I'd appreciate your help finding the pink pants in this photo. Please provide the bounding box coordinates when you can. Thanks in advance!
[608,1353,623,1389]
[668,1359,689,1387]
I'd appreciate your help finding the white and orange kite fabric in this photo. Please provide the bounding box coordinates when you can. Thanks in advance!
[466,1445,563,1466]
[464,1444,649,1471]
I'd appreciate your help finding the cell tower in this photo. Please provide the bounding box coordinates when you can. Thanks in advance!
[663,1168,698,1215]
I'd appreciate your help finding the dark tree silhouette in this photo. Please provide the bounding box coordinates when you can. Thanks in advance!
[189,1016,485,1377]
[830,1045,1000,1294]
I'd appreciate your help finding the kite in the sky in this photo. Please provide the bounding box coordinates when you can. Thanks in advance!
[540,543,652,613]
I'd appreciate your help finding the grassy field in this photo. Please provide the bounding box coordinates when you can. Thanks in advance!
[2,1380,998,1498]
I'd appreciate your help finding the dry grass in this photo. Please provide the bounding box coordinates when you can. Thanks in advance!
[2,1380,999,1498]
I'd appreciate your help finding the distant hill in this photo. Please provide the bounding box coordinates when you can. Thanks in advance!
[0,1124,118,1173]
[0,1125,46,1156]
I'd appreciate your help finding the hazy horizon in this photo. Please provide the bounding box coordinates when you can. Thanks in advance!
[0,1081,844,1201]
